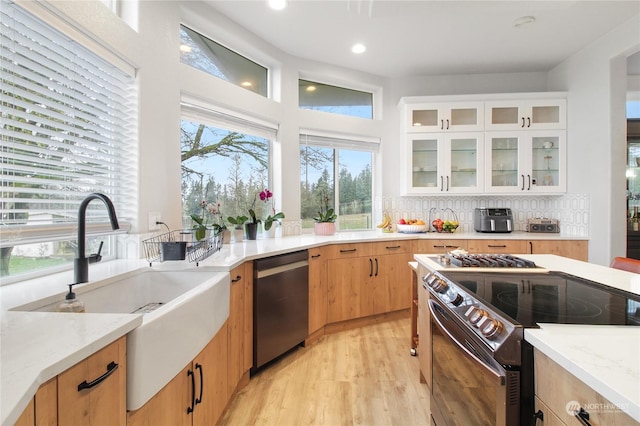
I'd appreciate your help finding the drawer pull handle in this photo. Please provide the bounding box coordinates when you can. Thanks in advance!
[574,407,591,426]
[231,275,242,283]
[385,245,401,250]
[340,248,357,253]
[487,244,507,248]
[311,254,321,258]
[77,361,118,391]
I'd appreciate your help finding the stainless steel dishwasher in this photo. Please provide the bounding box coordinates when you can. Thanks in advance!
[253,249,309,371]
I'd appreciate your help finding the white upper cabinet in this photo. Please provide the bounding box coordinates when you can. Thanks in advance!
[404,132,484,195]
[485,99,566,130]
[485,130,566,194]
[405,102,484,133]
[399,93,567,196]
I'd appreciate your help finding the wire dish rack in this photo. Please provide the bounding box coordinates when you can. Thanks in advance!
[142,230,222,266]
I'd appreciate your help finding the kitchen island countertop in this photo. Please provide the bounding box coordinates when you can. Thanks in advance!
[415,253,640,422]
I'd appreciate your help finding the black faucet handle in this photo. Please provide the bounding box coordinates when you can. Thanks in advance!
[88,241,104,264]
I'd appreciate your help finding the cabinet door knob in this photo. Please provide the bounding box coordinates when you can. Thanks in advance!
[77,361,118,392]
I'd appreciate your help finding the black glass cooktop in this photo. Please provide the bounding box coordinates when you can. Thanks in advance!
[440,270,640,328]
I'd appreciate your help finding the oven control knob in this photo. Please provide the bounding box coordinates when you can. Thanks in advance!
[450,293,464,306]
[481,319,504,339]
[465,307,488,326]
[430,278,449,294]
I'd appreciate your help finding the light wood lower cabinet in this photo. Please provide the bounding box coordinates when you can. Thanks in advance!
[18,337,126,426]
[15,378,57,426]
[414,239,467,254]
[327,241,412,323]
[127,322,229,426]
[528,240,587,261]
[308,247,328,335]
[416,276,431,390]
[534,349,638,426]
[58,336,127,426]
[467,239,528,254]
[227,262,253,396]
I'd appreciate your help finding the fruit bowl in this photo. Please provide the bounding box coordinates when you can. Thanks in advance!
[397,224,428,233]
[435,222,458,233]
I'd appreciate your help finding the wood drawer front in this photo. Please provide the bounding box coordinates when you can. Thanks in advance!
[370,240,412,255]
[415,239,467,253]
[58,337,126,426]
[325,243,373,259]
[534,349,638,426]
[467,239,527,254]
[534,396,565,426]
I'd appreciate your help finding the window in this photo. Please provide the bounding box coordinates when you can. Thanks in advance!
[300,133,376,231]
[0,1,137,282]
[180,25,268,97]
[299,79,373,119]
[181,102,275,229]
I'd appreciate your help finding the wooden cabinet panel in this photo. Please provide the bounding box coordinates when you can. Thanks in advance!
[534,396,565,426]
[375,251,412,314]
[15,378,57,426]
[15,399,34,426]
[325,243,373,259]
[128,324,230,426]
[194,322,228,426]
[58,337,126,426]
[528,240,587,261]
[308,247,328,334]
[534,349,637,426]
[327,256,371,322]
[127,365,191,426]
[467,239,528,254]
[417,278,431,389]
[228,261,252,395]
[414,239,467,254]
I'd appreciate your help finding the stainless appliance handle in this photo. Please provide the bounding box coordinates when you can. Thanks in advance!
[429,299,505,385]
[256,260,309,279]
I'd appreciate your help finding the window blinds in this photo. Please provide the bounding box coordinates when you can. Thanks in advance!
[0,1,136,243]
[299,130,380,152]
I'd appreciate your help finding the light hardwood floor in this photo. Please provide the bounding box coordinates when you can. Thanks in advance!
[219,318,431,426]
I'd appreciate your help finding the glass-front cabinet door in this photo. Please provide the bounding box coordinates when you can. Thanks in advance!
[485,131,565,193]
[406,102,484,133]
[485,99,566,131]
[448,134,484,193]
[404,133,483,194]
[408,136,440,192]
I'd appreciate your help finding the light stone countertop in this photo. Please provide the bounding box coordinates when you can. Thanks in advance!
[0,231,589,425]
[1,311,142,426]
[415,253,640,422]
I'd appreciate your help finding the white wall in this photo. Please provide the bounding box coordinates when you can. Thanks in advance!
[31,1,639,264]
[548,15,640,265]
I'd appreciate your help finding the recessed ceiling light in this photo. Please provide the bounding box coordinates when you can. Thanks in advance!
[241,81,253,87]
[352,43,366,54]
[513,16,535,28]
[305,85,317,92]
[179,44,192,53]
[268,0,287,11]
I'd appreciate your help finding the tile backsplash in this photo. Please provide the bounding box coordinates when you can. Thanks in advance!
[377,194,589,236]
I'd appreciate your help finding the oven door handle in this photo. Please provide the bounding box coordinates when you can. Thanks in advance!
[429,300,506,385]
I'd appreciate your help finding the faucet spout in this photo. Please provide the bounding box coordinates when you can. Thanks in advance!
[74,193,120,284]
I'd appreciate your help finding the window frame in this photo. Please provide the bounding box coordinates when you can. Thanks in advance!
[300,131,378,232]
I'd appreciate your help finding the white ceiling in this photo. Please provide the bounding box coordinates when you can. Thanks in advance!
[205,0,640,78]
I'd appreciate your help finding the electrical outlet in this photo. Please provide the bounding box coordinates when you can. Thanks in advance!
[148,212,161,231]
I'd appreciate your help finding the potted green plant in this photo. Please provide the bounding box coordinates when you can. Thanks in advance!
[227,214,248,242]
[313,190,337,235]
[259,188,285,238]
[245,207,261,240]
[190,200,216,241]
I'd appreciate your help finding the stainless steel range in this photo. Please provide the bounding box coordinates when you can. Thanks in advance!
[423,262,640,426]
